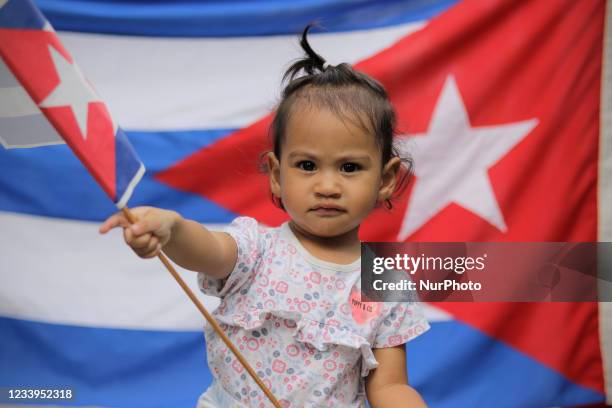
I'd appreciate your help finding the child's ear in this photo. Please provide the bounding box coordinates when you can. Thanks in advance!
[378,157,401,202]
[267,152,282,198]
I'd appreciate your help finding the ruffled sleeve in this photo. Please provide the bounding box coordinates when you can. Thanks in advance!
[198,217,264,298]
[373,301,430,348]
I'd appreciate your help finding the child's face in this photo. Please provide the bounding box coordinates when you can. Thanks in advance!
[268,107,399,240]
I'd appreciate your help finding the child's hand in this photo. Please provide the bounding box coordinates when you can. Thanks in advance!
[99,206,181,258]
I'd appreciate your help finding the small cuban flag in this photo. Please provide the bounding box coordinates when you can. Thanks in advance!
[0,0,144,208]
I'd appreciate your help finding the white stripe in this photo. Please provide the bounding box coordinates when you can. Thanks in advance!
[0,211,221,331]
[59,23,424,131]
[599,0,612,402]
[0,211,450,329]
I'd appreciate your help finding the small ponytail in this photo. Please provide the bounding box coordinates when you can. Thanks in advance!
[283,25,328,82]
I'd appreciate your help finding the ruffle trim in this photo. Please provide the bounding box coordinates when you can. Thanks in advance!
[214,308,379,377]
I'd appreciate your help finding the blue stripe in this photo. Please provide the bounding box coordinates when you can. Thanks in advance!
[408,321,605,407]
[0,317,210,407]
[0,0,47,30]
[0,317,603,407]
[34,0,459,37]
[0,129,237,223]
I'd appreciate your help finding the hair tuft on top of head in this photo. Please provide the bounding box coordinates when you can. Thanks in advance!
[283,24,328,83]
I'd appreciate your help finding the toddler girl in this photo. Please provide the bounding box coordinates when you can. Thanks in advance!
[100,26,429,408]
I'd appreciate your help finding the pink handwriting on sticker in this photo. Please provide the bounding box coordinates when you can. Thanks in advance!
[349,287,382,325]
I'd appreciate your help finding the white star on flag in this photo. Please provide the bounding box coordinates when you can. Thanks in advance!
[39,45,101,140]
[395,75,538,240]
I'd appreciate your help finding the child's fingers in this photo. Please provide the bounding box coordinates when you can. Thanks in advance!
[136,235,159,253]
[100,207,169,259]
[131,235,160,258]
[128,206,153,221]
[124,229,154,250]
[140,243,162,259]
[100,207,154,235]
[125,230,159,258]
[99,213,128,234]
[130,217,163,237]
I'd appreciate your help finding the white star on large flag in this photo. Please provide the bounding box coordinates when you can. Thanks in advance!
[395,75,538,240]
[39,45,101,139]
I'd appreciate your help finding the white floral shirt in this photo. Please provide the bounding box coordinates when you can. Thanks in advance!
[199,217,429,407]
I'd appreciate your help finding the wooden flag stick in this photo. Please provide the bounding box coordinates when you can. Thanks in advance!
[121,207,283,408]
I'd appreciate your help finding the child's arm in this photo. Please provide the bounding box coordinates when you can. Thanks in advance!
[99,206,237,279]
[365,345,427,408]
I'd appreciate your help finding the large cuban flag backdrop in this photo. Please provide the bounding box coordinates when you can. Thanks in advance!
[1,0,611,407]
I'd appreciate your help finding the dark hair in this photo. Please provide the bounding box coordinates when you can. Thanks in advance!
[268,25,413,209]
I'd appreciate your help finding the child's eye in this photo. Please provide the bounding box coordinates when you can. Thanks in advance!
[297,161,316,171]
[341,162,360,173]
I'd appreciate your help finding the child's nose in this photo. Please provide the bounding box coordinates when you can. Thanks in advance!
[314,172,341,198]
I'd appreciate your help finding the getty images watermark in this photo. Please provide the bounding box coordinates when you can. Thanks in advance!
[371,252,487,291]
[361,242,612,302]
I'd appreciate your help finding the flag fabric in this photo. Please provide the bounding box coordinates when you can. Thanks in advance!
[0,0,144,207]
[0,0,610,407]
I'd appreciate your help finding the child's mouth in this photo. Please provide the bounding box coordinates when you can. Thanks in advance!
[311,206,345,216]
